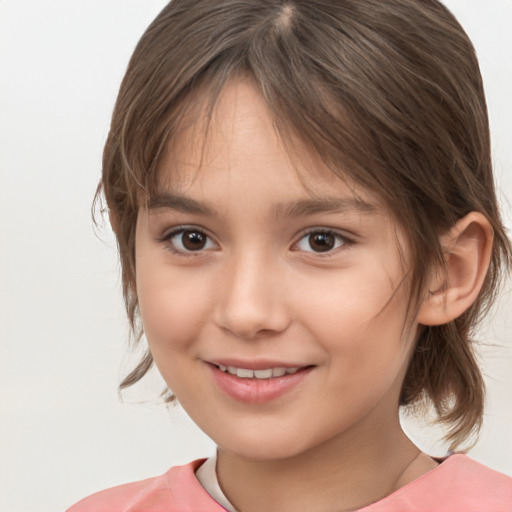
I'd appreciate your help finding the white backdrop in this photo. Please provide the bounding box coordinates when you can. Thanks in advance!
[0,1,511,511]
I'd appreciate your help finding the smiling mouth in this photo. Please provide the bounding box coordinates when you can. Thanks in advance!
[208,362,314,403]
[215,364,302,379]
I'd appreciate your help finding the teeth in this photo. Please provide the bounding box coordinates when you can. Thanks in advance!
[254,369,272,379]
[217,365,301,379]
[236,368,254,378]
[272,367,287,377]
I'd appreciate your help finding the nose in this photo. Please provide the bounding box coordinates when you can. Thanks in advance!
[213,251,292,340]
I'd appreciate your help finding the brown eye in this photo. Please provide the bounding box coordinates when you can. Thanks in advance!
[295,230,347,253]
[165,228,216,253]
[308,233,336,252]
[181,230,207,251]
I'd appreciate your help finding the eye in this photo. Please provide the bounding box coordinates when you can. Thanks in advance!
[295,230,348,253]
[163,228,217,253]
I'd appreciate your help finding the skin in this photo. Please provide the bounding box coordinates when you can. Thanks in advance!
[134,79,440,512]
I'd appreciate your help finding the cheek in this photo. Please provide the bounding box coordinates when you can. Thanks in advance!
[293,263,405,340]
[293,263,413,378]
[136,260,216,351]
[136,264,218,399]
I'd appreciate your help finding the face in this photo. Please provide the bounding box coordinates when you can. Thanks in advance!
[135,79,419,461]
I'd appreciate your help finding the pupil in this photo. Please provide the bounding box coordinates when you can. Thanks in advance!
[309,233,335,252]
[182,231,206,251]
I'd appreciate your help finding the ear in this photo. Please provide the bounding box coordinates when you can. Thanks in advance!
[417,212,494,326]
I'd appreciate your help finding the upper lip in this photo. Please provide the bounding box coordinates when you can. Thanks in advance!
[207,359,311,370]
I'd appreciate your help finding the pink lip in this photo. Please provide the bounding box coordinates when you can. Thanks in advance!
[206,363,314,404]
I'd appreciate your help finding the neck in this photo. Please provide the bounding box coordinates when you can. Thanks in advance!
[216,410,432,512]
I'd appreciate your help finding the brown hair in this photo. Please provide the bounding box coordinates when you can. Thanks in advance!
[98,0,511,450]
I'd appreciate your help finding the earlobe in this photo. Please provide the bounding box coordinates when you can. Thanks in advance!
[417,212,494,326]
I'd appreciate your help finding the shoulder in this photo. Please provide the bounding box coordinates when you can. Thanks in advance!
[364,454,512,512]
[66,459,225,512]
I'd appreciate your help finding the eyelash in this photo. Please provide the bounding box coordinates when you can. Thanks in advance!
[159,226,218,256]
[293,228,352,256]
[159,226,353,257]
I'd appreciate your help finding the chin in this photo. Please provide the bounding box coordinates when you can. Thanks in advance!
[212,424,323,462]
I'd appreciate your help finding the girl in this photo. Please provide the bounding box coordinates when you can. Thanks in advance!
[68,0,512,510]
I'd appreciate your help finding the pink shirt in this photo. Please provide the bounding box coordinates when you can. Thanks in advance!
[67,454,512,511]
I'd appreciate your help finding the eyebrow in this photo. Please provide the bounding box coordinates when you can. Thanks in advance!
[147,192,378,218]
[148,193,215,215]
[273,197,378,218]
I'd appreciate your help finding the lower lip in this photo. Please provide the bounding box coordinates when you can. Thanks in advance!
[207,364,313,404]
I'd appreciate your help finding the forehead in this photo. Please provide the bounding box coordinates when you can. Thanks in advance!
[155,78,383,214]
